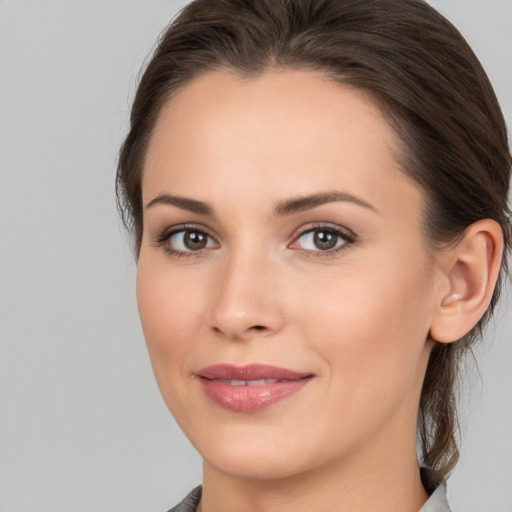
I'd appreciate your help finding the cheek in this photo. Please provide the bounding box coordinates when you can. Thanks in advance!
[295,253,435,403]
[135,260,207,399]
[288,261,435,455]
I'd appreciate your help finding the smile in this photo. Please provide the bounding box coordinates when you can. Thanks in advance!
[197,364,314,412]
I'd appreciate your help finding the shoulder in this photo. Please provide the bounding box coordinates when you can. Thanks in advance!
[166,486,202,512]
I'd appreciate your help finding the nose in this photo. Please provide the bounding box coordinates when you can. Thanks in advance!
[209,251,285,341]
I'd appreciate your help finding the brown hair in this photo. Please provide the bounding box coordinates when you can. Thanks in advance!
[116,0,511,482]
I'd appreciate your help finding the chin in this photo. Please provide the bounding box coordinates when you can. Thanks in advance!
[204,447,309,482]
[189,421,331,482]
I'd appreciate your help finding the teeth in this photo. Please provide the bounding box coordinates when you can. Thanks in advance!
[229,379,247,386]
[217,379,280,386]
[247,379,279,386]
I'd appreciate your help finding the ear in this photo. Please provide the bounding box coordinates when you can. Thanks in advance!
[429,219,504,344]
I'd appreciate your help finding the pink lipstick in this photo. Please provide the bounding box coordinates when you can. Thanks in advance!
[197,364,313,412]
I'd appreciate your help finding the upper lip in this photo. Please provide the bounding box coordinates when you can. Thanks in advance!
[198,364,312,381]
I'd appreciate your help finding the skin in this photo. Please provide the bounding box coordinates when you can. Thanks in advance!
[136,69,501,512]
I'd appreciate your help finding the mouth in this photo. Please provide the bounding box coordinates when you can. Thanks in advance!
[197,364,314,412]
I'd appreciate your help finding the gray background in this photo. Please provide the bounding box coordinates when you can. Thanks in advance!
[0,1,510,511]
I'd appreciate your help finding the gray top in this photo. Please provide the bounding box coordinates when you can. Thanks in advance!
[420,482,451,512]
[167,482,451,512]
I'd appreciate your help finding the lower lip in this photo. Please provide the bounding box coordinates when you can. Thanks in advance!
[199,378,312,412]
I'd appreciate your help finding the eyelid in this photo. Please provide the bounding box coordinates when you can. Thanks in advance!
[153,223,215,242]
[290,222,356,242]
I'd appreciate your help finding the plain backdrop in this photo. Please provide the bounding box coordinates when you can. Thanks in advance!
[1,1,511,511]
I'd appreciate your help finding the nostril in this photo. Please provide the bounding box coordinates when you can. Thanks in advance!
[212,324,267,337]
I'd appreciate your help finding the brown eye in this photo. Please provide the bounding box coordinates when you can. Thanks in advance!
[168,229,215,252]
[313,230,338,250]
[291,226,354,253]
[183,231,207,250]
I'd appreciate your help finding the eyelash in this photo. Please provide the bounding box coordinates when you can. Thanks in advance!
[292,223,356,259]
[153,223,217,258]
[152,223,356,259]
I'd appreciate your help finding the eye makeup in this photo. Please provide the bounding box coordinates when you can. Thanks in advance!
[152,221,357,260]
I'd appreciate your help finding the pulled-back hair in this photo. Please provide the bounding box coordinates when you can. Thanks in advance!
[116,0,511,483]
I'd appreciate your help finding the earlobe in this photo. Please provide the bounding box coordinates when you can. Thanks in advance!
[429,219,504,344]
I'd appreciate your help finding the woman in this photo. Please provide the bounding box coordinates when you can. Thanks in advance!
[116,0,510,510]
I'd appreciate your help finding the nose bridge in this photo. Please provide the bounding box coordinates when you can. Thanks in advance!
[210,243,283,340]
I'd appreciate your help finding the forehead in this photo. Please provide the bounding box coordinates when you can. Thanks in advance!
[142,69,422,218]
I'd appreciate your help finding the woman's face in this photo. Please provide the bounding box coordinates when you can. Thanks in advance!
[137,69,441,481]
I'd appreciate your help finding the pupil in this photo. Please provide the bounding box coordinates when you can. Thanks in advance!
[314,230,337,250]
[185,231,207,250]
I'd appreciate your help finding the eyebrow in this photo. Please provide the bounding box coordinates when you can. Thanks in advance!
[273,191,378,216]
[145,194,213,215]
[145,191,378,216]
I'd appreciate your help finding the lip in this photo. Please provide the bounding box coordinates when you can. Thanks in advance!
[197,364,314,412]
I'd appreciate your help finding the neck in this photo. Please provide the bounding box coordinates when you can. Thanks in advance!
[199,431,429,512]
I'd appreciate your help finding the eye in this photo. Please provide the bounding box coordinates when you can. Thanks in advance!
[155,226,218,256]
[170,230,213,251]
[290,226,354,253]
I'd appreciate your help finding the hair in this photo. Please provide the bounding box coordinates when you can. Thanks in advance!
[116,0,511,485]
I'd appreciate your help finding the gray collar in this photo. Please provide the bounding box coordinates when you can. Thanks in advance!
[419,481,451,512]
[167,482,451,512]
